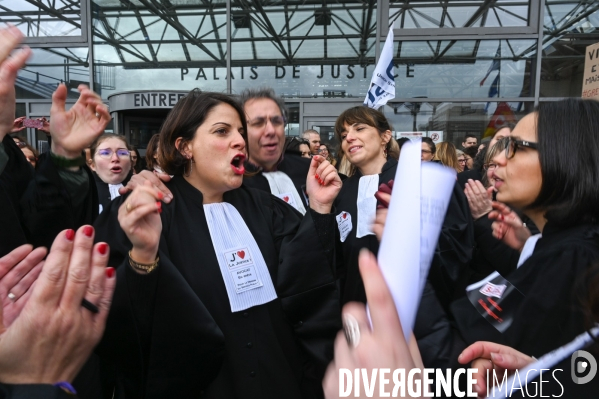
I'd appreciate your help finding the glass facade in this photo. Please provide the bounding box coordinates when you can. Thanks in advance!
[2,1,598,148]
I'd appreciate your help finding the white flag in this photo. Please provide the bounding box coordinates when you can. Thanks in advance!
[364,24,395,108]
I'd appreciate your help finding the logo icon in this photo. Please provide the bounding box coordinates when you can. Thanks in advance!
[479,282,507,298]
[571,350,597,384]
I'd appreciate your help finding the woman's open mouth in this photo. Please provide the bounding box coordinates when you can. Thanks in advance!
[110,166,123,174]
[231,154,246,175]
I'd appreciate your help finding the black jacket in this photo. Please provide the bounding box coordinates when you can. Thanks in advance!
[451,222,599,364]
[243,154,311,208]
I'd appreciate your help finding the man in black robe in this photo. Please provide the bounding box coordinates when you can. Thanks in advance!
[239,88,311,211]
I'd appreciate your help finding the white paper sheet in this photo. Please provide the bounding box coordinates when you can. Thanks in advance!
[376,139,456,340]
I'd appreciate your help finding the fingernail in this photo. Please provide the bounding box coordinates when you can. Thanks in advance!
[491,352,503,362]
[315,174,319,180]
[65,229,75,241]
[105,267,115,278]
[83,226,94,237]
[319,179,324,185]
[165,195,172,203]
[156,201,162,214]
[387,179,394,189]
[97,243,108,255]
[157,192,164,200]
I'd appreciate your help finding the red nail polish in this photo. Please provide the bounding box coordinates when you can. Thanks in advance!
[105,267,115,278]
[65,229,75,241]
[83,226,94,237]
[98,243,108,255]
[157,192,164,200]
[156,201,162,214]
[315,174,320,180]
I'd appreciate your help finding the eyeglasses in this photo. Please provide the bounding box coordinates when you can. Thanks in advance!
[503,137,538,159]
[15,141,26,148]
[318,148,328,153]
[458,159,467,164]
[483,163,498,170]
[248,115,286,129]
[97,149,130,159]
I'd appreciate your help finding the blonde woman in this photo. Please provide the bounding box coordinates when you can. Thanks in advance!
[435,141,461,172]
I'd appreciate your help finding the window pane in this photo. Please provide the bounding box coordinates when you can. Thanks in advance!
[389,0,530,29]
[16,47,89,99]
[393,39,536,99]
[92,0,227,99]
[231,0,377,98]
[381,101,534,145]
[540,1,599,97]
[1,0,82,37]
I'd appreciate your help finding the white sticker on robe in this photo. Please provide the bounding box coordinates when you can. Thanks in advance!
[222,247,263,294]
[275,192,297,207]
[229,266,263,293]
[336,211,353,242]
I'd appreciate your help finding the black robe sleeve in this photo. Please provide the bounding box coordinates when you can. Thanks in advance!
[94,196,225,399]
[267,195,341,370]
[20,152,98,250]
[0,384,75,399]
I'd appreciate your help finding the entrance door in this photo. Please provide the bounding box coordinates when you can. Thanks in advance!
[125,117,164,154]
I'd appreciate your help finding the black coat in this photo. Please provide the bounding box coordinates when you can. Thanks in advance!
[451,222,599,362]
[332,159,473,368]
[0,136,97,255]
[94,177,341,399]
[243,154,311,208]
[0,384,75,399]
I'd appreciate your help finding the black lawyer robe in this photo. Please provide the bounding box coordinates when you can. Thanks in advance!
[331,159,473,368]
[94,176,341,399]
[0,135,98,256]
[243,153,311,208]
[451,222,599,363]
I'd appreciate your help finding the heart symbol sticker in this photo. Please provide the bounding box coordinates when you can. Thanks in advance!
[283,196,290,202]
[237,250,245,259]
[343,213,347,219]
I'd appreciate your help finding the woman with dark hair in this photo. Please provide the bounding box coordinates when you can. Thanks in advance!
[332,106,473,368]
[284,136,311,158]
[144,133,162,173]
[129,145,141,174]
[448,98,599,367]
[421,137,436,162]
[89,134,132,213]
[94,89,342,398]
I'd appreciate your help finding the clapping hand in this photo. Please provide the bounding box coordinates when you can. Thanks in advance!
[50,84,111,159]
[0,26,32,142]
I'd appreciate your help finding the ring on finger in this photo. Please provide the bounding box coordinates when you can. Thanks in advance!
[343,314,361,348]
[126,202,133,213]
[7,292,16,301]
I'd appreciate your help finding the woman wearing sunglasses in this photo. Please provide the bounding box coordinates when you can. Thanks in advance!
[449,98,599,368]
[89,134,132,213]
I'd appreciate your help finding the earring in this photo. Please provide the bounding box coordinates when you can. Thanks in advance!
[184,155,193,177]
[383,148,388,159]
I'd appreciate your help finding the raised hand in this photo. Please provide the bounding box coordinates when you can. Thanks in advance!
[0,244,46,328]
[464,179,494,220]
[0,26,32,142]
[0,227,115,384]
[10,116,26,133]
[118,180,163,265]
[458,341,535,398]
[50,84,111,159]
[489,201,531,251]
[306,155,342,214]
[323,250,423,398]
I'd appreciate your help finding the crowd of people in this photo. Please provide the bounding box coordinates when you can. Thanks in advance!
[1,24,599,399]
